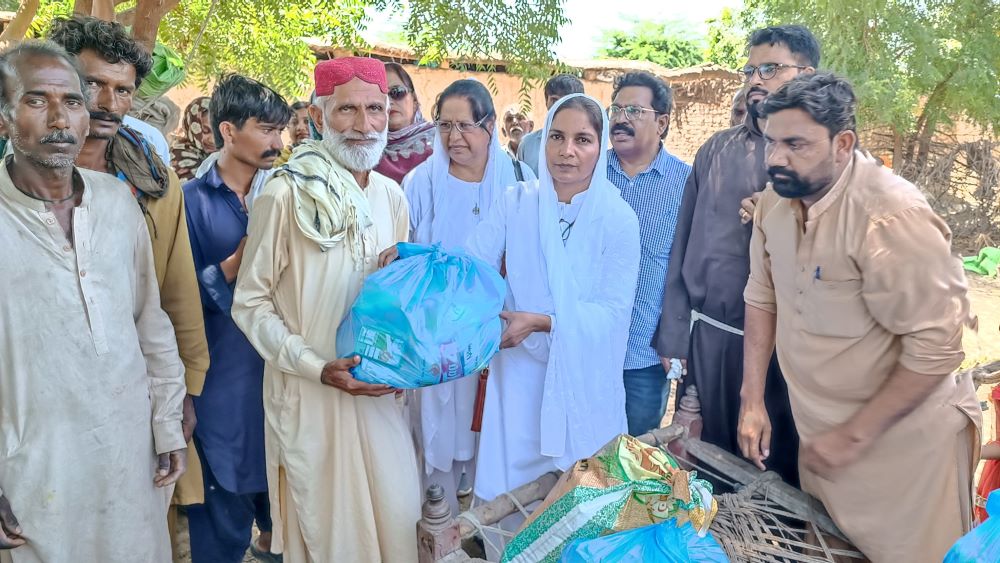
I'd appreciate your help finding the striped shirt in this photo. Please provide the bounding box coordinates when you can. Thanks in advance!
[608,147,691,369]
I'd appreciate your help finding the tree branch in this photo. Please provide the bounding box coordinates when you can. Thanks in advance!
[92,0,115,20]
[131,0,182,52]
[73,0,94,15]
[0,0,41,46]
[116,7,136,26]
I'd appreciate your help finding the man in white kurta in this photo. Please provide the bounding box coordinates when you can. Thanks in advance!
[0,41,186,563]
[232,57,420,563]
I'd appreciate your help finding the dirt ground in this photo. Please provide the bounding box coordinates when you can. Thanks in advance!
[966,276,1000,446]
[173,276,1000,562]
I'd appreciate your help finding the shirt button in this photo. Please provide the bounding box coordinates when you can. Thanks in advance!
[80,270,87,278]
[45,218,55,226]
[63,245,72,252]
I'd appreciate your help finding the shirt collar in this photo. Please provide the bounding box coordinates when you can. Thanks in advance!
[0,155,91,211]
[608,145,672,177]
[204,161,227,191]
[792,153,856,223]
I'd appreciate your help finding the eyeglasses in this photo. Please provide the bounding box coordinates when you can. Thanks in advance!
[434,115,489,134]
[388,85,410,101]
[607,104,660,121]
[741,63,809,81]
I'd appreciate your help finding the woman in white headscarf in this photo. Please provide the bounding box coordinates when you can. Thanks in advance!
[466,93,640,532]
[394,79,535,516]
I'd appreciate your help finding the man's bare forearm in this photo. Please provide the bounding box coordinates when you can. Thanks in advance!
[741,304,777,405]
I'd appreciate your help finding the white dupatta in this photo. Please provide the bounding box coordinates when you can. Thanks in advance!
[522,93,639,463]
[402,105,535,475]
[403,109,533,248]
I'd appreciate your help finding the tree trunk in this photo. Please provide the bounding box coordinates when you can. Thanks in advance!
[131,0,182,52]
[116,7,136,27]
[0,0,41,45]
[73,0,94,15]
[914,117,937,177]
[891,128,904,172]
[92,0,115,20]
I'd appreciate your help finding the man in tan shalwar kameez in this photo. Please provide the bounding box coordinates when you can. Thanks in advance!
[232,57,420,563]
[738,72,981,562]
[0,41,186,563]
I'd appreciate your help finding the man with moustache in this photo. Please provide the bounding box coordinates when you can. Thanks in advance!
[741,72,980,561]
[606,72,691,436]
[653,25,820,486]
[231,57,419,563]
[0,40,186,562]
[47,16,209,523]
[181,75,291,563]
[501,104,533,159]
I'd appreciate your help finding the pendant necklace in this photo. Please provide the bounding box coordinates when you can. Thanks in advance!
[17,183,80,205]
[472,180,482,217]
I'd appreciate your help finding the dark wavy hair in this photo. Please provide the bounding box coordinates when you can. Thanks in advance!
[612,71,673,139]
[290,101,310,112]
[748,25,821,68]
[47,15,152,88]
[544,73,584,99]
[759,72,856,138]
[210,74,292,148]
[0,40,87,118]
[433,79,495,131]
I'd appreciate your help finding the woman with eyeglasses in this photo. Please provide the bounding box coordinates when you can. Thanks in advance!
[465,93,640,555]
[373,62,436,183]
[386,78,535,517]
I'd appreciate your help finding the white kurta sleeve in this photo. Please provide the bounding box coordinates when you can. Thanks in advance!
[132,221,186,455]
[232,180,328,383]
[578,210,641,333]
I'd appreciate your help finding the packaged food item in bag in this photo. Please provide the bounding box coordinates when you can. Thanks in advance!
[560,518,729,563]
[944,489,1000,563]
[336,243,506,388]
[503,434,718,563]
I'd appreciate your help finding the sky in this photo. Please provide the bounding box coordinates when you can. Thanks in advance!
[551,0,744,59]
[365,0,745,60]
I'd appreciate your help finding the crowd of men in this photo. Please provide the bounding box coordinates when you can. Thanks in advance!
[0,14,983,563]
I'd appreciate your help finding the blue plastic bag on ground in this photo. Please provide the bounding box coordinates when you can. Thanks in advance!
[336,243,506,389]
[560,519,729,563]
[944,489,1000,562]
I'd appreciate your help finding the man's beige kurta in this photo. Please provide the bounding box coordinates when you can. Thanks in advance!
[0,164,186,563]
[232,162,420,563]
[744,154,981,562]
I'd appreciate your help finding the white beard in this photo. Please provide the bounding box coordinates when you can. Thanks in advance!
[322,126,388,172]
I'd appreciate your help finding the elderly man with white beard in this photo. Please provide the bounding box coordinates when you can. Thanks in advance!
[231,57,420,563]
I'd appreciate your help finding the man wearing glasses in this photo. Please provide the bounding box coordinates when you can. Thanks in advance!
[653,25,820,487]
[606,72,692,437]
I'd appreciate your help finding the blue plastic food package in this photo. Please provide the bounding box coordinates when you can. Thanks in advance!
[560,519,729,563]
[943,489,1000,563]
[336,243,506,388]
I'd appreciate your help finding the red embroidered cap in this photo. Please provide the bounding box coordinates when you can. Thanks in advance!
[314,57,388,96]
